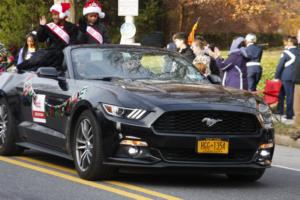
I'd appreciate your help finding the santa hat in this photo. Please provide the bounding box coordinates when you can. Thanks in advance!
[83,0,105,18]
[50,3,71,19]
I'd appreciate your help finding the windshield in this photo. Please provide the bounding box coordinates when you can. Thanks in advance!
[71,48,208,83]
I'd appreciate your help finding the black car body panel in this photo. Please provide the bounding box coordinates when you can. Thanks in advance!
[0,45,274,173]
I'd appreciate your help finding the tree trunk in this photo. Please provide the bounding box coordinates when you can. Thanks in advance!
[69,0,77,23]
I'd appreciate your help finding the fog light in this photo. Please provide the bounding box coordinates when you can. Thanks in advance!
[260,143,274,149]
[128,146,139,156]
[120,139,148,147]
[260,150,270,157]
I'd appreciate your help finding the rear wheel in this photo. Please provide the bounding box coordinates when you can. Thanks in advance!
[0,98,24,155]
[72,110,116,180]
[226,169,265,182]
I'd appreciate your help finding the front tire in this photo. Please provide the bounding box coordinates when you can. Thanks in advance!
[0,98,24,155]
[226,169,265,182]
[72,110,115,180]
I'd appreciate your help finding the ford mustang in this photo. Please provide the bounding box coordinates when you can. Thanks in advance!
[0,45,274,181]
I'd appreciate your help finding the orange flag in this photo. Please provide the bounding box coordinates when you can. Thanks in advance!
[188,18,200,45]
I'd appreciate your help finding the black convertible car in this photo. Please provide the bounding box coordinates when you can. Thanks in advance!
[0,45,274,181]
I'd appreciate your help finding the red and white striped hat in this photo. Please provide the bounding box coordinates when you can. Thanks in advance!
[83,0,105,18]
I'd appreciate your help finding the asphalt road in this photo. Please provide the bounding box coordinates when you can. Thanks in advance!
[0,145,300,200]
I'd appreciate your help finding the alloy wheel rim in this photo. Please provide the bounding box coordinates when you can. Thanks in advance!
[75,118,94,172]
[0,104,8,147]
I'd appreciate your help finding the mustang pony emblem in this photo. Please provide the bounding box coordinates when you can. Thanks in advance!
[202,118,223,127]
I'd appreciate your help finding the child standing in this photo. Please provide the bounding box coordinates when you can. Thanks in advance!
[37,2,78,50]
[78,0,110,44]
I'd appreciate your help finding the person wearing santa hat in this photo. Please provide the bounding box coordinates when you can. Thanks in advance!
[37,2,78,50]
[78,0,110,45]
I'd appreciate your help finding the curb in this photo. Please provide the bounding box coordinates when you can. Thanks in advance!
[275,134,300,149]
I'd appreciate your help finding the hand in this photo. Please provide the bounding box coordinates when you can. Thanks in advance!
[207,47,221,59]
[40,16,47,26]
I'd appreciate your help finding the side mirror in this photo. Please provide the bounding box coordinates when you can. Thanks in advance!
[37,67,58,79]
[207,74,222,85]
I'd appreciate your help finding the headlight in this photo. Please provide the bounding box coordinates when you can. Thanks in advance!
[102,104,147,120]
[258,103,270,113]
[257,103,273,127]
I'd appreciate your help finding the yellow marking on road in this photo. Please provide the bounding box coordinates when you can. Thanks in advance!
[0,156,151,200]
[17,156,76,175]
[107,181,182,200]
[16,156,182,200]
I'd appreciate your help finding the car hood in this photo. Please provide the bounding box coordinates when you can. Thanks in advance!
[108,80,256,109]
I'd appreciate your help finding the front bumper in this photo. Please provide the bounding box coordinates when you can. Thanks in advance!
[100,115,275,170]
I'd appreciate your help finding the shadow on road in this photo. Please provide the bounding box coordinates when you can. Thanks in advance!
[22,151,267,188]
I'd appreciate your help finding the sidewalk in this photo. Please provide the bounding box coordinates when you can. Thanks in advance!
[274,122,300,149]
[276,134,300,149]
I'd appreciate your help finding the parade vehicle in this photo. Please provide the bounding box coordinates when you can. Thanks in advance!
[0,45,274,181]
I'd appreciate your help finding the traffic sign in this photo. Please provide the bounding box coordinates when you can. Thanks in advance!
[118,0,139,16]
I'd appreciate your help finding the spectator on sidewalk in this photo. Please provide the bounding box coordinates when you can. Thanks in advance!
[275,36,298,122]
[245,33,264,92]
[209,37,248,90]
[191,36,220,77]
[17,33,39,65]
[173,32,195,63]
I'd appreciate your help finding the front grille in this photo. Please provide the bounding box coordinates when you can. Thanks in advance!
[153,111,260,134]
[161,149,255,163]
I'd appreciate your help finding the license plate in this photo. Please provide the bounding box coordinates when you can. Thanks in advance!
[197,139,229,154]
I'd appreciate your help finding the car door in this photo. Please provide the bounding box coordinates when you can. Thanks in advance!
[18,69,76,151]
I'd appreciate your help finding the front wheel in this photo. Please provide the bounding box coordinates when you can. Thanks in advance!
[0,98,24,155]
[226,169,265,182]
[72,110,116,180]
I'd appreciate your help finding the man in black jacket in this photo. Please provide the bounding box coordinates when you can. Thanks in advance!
[78,0,110,45]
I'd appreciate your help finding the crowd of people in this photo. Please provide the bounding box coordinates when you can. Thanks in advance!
[0,1,300,133]
[167,32,300,132]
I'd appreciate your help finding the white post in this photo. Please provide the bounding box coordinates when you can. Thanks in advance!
[118,0,139,45]
[120,16,136,44]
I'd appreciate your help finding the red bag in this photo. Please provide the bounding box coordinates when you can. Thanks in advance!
[263,80,282,105]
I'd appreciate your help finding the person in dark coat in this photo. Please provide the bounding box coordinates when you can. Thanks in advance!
[78,0,110,44]
[275,36,299,121]
[210,37,248,90]
[245,33,264,92]
[173,32,195,63]
[37,2,78,50]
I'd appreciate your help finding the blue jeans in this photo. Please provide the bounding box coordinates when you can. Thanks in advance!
[247,66,262,92]
[277,81,295,119]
